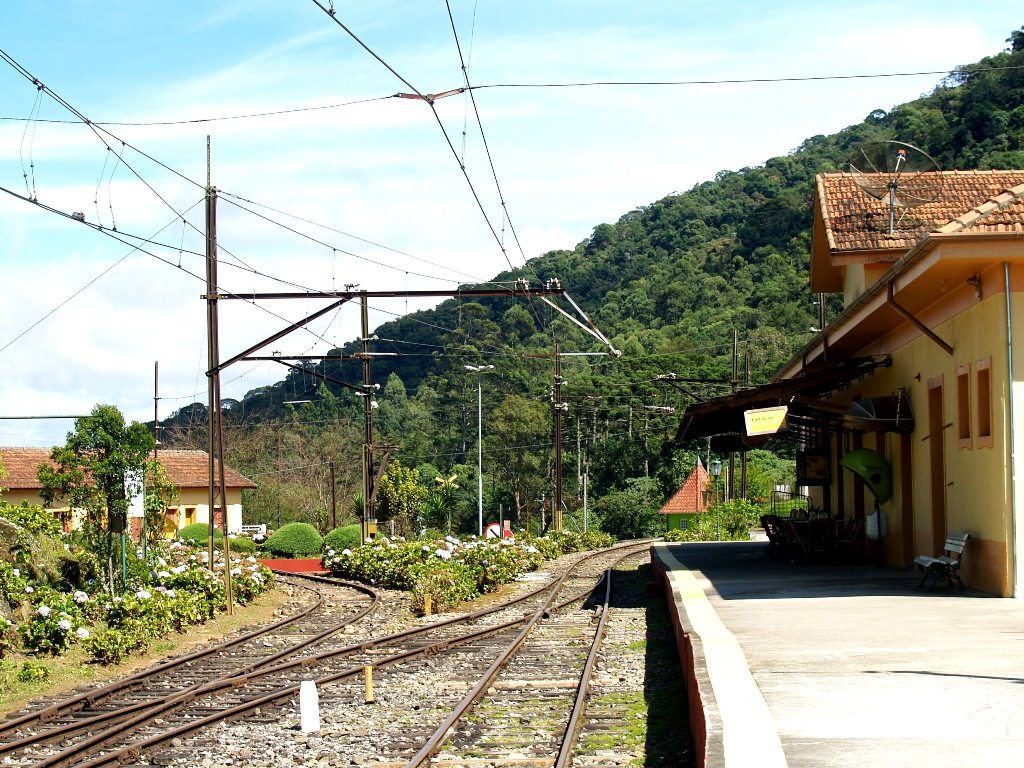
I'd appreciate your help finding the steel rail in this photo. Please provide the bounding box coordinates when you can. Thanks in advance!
[21,542,651,768]
[0,575,377,755]
[402,546,642,767]
[555,567,614,768]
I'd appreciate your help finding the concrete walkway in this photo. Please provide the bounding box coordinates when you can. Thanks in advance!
[652,541,1024,768]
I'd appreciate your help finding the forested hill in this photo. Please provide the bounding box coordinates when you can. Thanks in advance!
[160,29,1023,520]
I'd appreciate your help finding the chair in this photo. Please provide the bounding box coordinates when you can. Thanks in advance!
[835,516,864,561]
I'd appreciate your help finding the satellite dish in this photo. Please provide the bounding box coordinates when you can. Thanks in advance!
[849,141,944,235]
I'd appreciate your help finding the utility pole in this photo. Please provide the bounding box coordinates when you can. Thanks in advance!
[360,293,377,543]
[728,328,739,502]
[204,138,232,614]
[553,340,564,532]
[330,460,337,530]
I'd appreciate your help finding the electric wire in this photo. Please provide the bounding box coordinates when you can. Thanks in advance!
[218,192,498,286]
[308,0,519,276]
[6,65,1023,129]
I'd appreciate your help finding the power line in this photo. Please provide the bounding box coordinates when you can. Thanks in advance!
[308,0,520,276]
[467,65,1024,91]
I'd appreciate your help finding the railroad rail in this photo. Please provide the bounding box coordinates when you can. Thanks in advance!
[0,541,654,768]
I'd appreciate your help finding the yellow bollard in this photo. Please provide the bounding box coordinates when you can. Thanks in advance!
[423,594,432,616]
[364,665,375,704]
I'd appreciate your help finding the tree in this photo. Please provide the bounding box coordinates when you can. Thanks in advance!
[593,477,664,539]
[484,395,549,525]
[422,474,460,534]
[38,404,155,593]
[143,458,178,548]
[374,459,427,537]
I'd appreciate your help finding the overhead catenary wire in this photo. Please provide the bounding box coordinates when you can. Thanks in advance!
[308,0,520,277]
[5,65,1023,129]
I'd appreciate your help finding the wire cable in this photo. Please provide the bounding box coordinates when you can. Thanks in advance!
[308,0,519,276]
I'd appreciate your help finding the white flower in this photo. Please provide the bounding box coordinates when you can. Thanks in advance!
[24,586,34,594]
[76,627,90,639]
[11,568,19,577]
[365,537,373,544]
[172,565,187,574]
[135,590,152,600]
[36,605,51,617]
[435,548,452,561]
[251,574,262,583]
[73,591,89,604]
[157,557,167,566]
[230,568,241,576]
[157,570,171,579]
[342,548,352,556]
[421,545,431,552]
[165,589,176,598]
[326,549,335,557]
[57,619,72,631]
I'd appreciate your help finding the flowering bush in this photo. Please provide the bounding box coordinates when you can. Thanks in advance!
[1,538,276,665]
[324,531,614,614]
[82,547,275,665]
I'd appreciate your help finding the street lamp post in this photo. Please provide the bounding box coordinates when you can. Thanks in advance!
[710,458,723,541]
[465,365,495,536]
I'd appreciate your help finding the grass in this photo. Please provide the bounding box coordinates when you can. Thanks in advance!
[0,586,292,714]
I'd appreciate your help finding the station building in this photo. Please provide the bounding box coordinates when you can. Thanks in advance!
[678,170,1024,596]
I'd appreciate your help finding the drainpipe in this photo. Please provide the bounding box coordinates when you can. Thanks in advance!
[1005,263,1020,597]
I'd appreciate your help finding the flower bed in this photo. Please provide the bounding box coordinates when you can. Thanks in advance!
[1,540,275,666]
[322,530,613,613]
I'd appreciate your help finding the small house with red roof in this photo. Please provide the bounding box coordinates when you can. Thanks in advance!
[0,447,253,536]
[659,458,710,531]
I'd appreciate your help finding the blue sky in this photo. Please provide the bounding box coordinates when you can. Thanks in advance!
[0,1,1020,447]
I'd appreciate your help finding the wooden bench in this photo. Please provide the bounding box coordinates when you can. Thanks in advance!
[914,533,969,590]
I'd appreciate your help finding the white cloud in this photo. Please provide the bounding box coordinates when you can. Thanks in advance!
[1,1,1021,445]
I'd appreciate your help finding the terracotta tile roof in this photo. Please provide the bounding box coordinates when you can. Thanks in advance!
[658,459,709,515]
[149,449,255,490]
[817,170,1024,255]
[0,447,254,491]
[0,448,55,489]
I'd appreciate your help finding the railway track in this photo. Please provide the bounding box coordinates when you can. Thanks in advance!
[0,574,381,766]
[0,542,666,768]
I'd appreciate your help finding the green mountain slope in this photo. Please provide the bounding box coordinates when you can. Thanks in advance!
[160,29,1024,531]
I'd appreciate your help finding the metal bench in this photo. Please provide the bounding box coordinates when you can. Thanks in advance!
[914,533,969,590]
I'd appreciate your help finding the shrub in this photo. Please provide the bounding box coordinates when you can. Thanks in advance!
[263,523,323,558]
[228,536,256,555]
[177,523,223,546]
[16,660,49,682]
[409,561,477,614]
[0,501,63,536]
[324,524,362,554]
[85,626,148,665]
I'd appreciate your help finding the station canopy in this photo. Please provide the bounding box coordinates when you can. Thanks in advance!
[675,356,895,448]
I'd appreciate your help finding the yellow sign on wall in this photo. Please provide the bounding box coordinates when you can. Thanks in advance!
[744,406,789,436]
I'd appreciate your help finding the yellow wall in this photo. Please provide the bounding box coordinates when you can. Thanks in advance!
[823,289,1017,595]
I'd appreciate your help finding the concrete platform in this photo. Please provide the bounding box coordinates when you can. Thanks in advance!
[651,541,1024,768]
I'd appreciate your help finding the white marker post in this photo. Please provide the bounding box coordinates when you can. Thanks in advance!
[299,680,321,733]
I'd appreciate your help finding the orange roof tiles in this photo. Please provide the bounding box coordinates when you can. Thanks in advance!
[658,459,709,515]
[817,170,1024,255]
[0,447,254,491]
[0,448,54,489]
